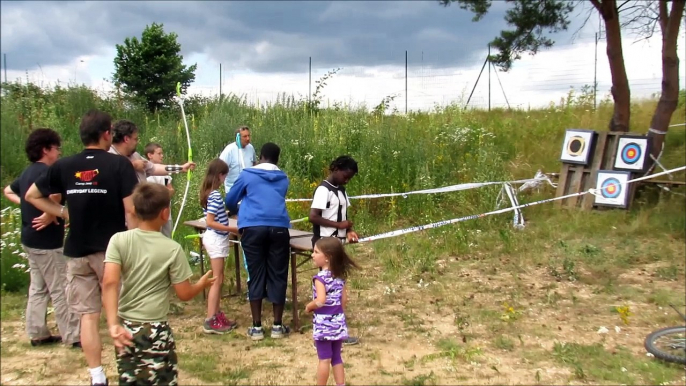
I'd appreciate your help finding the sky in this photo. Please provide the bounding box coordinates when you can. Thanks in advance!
[1,0,684,111]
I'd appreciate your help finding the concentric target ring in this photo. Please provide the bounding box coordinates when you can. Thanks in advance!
[567,136,586,156]
[621,142,641,165]
[600,178,622,199]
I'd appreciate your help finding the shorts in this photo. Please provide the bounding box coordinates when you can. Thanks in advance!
[202,230,229,259]
[240,226,290,304]
[315,339,344,365]
[117,320,178,386]
[66,252,105,315]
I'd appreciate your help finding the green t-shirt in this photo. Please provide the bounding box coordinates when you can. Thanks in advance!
[105,228,193,323]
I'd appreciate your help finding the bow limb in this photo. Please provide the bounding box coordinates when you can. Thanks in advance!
[171,83,192,239]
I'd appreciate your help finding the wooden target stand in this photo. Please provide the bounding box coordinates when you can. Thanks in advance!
[555,131,640,210]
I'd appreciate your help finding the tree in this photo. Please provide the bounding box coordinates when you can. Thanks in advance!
[439,0,684,159]
[113,22,197,112]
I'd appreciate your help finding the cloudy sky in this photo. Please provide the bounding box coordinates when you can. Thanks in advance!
[1,1,684,111]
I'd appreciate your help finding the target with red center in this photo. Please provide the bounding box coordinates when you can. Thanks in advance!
[614,135,650,172]
[600,177,621,198]
[595,170,631,208]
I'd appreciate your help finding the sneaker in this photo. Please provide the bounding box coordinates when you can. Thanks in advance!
[203,316,232,334]
[216,311,237,329]
[343,336,360,346]
[247,326,264,341]
[271,324,290,339]
[30,335,62,346]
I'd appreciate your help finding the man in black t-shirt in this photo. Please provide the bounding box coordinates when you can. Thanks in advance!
[3,128,80,349]
[25,110,138,386]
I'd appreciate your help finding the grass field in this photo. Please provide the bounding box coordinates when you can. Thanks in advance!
[1,81,685,385]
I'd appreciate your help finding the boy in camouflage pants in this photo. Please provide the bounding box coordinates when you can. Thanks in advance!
[102,183,215,385]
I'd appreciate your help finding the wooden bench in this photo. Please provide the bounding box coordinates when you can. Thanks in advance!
[183,218,314,330]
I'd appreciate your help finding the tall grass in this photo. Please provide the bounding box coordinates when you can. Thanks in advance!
[1,81,685,291]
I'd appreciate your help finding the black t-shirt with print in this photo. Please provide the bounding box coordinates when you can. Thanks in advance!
[34,148,138,258]
[10,162,66,250]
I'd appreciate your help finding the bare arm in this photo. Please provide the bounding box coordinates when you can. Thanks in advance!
[102,262,122,329]
[305,279,327,313]
[205,213,238,234]
[172,271,215,301]
[25,183,68,221]
[149,162,196,176]
[123,195,138,230]
[309,208,352,230]
[342,283,348,312]
[3,185,20,205]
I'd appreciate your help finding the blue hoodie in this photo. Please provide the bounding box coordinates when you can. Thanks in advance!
[225,163,291,230]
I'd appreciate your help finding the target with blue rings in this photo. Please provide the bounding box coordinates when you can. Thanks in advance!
[620,142,641,165]
[600,177,621,198]
[595,170,631,208]
[614,135,650,172]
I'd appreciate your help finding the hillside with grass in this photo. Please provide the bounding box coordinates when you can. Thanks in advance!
[1,81,684,385]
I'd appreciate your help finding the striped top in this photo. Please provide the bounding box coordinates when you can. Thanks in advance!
[203,190,229,236]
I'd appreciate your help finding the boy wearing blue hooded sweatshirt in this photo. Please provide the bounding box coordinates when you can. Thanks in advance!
[225,142,291,341]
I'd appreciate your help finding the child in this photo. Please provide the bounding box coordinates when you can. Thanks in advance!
[144,142,174,238]
[102,182,215,386]
[200,159,239,334]
[305,237,360,386]
[309,155,361,346]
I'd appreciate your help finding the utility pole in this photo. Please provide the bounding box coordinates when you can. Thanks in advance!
[488,44,491,111]
[309,57,312,105]
[594,33,598,110]
[405,50,408,114]
[219,63,222,98]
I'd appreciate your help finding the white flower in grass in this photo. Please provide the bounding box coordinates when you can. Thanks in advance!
[8,243,16,247]
[12,263,26,269]
[2,232,11,238]
[13,250,21,255]
[304,153,314,162]
[19,252,27,258]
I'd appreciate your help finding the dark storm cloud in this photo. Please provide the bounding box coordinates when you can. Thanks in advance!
[0,1,582,74]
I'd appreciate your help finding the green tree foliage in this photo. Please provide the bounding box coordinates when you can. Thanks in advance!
[113,22,197,112]
[441,0,575,71]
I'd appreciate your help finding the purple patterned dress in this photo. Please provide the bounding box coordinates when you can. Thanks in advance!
[312,270,348,341]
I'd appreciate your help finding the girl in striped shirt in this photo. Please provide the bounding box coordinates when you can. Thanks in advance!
[199,159,238,334]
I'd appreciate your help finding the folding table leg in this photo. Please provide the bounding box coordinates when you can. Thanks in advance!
[291,250,299,330]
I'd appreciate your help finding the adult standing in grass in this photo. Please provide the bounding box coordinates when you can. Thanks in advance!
[108,119,196,184]
[3,128,81,349]
[219,125,256,299]
[225,142,291,340]
[24,109,139,386]
[309,155,361,346]
[219,125,256,206]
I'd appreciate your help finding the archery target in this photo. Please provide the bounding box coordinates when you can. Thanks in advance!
[594,170,631,208]
[614,135,651,172]
[560,129,595,165]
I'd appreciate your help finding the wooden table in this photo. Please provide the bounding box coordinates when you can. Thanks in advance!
[183,218,314,330]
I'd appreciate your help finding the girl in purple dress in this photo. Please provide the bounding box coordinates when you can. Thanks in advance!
[305,237,360,386]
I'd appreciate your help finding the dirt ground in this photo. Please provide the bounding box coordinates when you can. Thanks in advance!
[1,246,685,385]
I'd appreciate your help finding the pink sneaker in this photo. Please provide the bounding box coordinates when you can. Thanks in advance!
[216,311,237,329]
[203,316,231,334]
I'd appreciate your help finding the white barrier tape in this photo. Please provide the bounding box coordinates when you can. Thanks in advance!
[503,183,525,229]
[669,123,685,127]
[286,173,556,202]
[358,165,686,243]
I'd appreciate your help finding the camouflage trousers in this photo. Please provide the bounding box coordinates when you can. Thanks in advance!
[116,320,178,386]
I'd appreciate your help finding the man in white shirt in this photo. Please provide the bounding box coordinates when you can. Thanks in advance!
[219,126,256,209]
